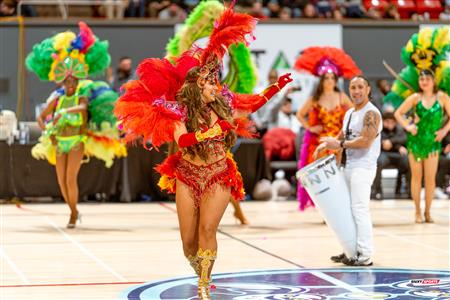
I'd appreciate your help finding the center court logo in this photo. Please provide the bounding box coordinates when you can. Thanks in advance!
[120,269,450,300]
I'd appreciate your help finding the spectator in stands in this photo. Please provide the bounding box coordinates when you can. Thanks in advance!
[148,0,170,18]
[279,6,292,19]
[158,0,186,20]
[302,3,318,18]
[0,0,16,16]
[270,97,301,134]
[384,4,400,20]
[124,0,147,17]
[107,56,134,93]
[0,0,34,16]
[252,70,291,136]
[316,0,332,17]
[374,79,391,110]
[340,0,366,18]
[317,0,343,18]
[249,1,267,19]
[372,111,409,199]
[366,6,383,19]
[439,0,450,20]
[263,0,281,18]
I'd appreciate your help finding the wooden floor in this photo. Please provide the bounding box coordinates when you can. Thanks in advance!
[1,199,449,299]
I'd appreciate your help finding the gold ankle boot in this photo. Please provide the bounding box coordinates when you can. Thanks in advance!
[197,248,216,300]
[186,254,200,275]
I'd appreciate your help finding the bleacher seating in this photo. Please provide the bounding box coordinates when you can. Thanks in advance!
[391,0,416,19]
[416,0,444,19]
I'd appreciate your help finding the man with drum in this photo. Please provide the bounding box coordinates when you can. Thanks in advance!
[315,76,382,266]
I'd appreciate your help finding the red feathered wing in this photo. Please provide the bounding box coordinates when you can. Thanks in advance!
[114,54,199,148]
[199,3,257,66]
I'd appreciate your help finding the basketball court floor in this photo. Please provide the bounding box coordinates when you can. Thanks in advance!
[1,199,449,299]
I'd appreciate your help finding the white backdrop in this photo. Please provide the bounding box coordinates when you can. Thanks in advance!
[247,24,343,110]
[175,23,343,110]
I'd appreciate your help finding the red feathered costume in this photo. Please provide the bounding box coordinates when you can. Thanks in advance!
[114,4,292,207]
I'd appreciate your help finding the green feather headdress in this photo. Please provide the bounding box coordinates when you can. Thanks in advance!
[384,26,450,108]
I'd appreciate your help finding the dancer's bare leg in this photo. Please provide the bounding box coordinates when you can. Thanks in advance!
[197,186,231,299]
[423,153,439,223]
[408,154,423,223]
[175,180,200,274]
[230,198,249,225]
[65,144,84,227]
[55,153,69,204]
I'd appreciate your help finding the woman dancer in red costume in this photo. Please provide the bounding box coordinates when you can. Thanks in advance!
[114,5,292,298]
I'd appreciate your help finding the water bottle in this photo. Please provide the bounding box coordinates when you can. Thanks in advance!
[19,124,29,145]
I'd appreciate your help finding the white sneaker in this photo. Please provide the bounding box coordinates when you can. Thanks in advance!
[435,188,449,200]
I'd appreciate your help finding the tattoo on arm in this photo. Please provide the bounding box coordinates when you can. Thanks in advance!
[362,110,380,139]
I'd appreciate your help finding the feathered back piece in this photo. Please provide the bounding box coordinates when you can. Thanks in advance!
[26,22,110,83]
[166,0,257,94]
[115,3,258,148]
[294,46,361,79]
[198,1,257,82]
[384,26,450,108]
[114,54,199,148]
[166,0,223,59]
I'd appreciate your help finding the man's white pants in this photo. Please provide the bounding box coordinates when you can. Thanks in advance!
[344,167,376,258]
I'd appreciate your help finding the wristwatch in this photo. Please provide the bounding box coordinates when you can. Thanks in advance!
[340,140,346,148]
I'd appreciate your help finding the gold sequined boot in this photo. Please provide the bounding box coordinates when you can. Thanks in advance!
[197,248,216,300]
[186,254,200,275]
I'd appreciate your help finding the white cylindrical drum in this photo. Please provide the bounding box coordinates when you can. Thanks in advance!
[297,154,357,258]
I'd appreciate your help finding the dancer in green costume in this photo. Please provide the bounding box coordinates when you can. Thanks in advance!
[395,69,450,223]
[26,22,124,228]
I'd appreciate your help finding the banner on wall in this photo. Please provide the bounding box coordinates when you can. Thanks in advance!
[175,23,343,110]
[227,24,343,110]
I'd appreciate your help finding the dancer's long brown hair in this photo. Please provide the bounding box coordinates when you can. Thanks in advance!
[177,67,236,160]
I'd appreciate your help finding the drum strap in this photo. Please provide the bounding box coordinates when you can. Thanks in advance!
[341,111,379,167]
[341,112,354,167]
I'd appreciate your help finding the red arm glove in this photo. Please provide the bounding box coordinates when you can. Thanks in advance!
[178,120,233,148]
[250,73,293,112]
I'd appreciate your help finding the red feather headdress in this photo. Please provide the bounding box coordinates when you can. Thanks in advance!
[294,46,361,79]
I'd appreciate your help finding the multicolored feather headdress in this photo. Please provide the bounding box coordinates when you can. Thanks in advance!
[384,26,450,108]
[294,46,361,79]
[115,1,258,148]
[26,22,111,83]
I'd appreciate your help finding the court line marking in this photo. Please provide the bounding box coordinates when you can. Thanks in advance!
[217,230,305,268]
[157,202,370,294]
[0,281,145,288]
[0,247,30,284]
[157,202,305,268]
[376,228,449,254]
[376,211,449,254]
[44,217,128,282]
[1,204,30,285]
